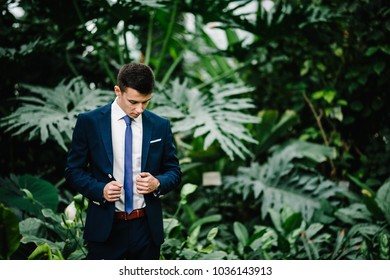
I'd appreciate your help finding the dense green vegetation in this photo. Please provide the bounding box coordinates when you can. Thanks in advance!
[0,0,389,260]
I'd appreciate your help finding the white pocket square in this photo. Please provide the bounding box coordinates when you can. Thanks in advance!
[150,138,162,144]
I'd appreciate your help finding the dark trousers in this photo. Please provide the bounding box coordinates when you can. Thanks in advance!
[86,216,160,260]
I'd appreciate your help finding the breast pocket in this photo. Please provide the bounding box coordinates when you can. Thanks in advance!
[147,138,164,172]
[150,138,162,144]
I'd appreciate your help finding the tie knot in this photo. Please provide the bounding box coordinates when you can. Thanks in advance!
[123,115,132,126]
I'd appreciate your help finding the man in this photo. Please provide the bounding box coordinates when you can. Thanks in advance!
[64,62,181,260]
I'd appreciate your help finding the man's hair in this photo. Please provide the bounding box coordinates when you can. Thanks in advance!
[117,62,155,94]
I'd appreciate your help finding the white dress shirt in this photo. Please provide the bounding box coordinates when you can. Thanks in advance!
[111,99,145,211]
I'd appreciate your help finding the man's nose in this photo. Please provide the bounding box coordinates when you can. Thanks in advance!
[135,103,144,113]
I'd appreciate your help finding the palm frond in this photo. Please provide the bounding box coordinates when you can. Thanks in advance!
[0,77,113,151]
[152,78,260,160]
[224,140,347,221]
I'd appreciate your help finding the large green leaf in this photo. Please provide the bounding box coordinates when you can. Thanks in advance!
[0,174,58,216]
[233,221,249,247]
[188,214,222,235]
[0,204,21,259]
[153,79,260,160]
[225,140,347,221]
[376,179,390,224]
[334,203,372,225]
[27,243,64,260]
[255,110,299,156]
[0,77,113,151]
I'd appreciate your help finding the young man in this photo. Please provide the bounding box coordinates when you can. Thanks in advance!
[65,62,181,259]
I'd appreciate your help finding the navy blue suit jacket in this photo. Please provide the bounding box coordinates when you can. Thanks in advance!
[64,102,181,245]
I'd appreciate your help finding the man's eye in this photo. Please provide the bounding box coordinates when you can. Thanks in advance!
[129,101,137,104]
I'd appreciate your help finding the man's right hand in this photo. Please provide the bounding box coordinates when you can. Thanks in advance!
[103,181,123,202]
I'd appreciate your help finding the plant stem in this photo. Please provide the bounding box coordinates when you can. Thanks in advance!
[65,52,79,77]
[160,51,184,87]
[54,178,66,189]
[196,60,252,90]
[303,92,337,177]
[115,28,125,65]
[154,0,178,78]
[144,11,155,65]
[61,214,87,257]
[122,22,129,62]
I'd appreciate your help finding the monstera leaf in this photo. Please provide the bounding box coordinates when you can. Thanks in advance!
[0,77,113,151]
[153,78,260,160]
[225,140,348,221]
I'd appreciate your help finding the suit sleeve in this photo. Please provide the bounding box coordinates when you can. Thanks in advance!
[64,113,106,203]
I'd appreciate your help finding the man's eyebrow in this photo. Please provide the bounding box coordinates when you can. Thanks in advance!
[128,97,152,103]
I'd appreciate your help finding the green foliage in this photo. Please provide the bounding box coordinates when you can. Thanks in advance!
[254,110,299,157]
[0,204,21,259]
[162,183,231,260]
[376,179,390,224]
[19,194,88,260]
[153,79,260,160]
[1,0,389,261]
[224,140,343,221]
[231,207,326,260]
[0,174,59,217]
[333,178,390,259]
[0,77,112,151]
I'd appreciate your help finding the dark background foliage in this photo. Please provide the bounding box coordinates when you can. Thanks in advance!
[0,0,389,260]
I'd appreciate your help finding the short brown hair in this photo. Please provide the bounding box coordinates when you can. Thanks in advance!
[117,62,155,94]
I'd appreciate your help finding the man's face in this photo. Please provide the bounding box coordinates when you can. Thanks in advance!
[114,85,152,119]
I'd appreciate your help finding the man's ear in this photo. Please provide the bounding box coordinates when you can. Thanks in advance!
[114,85,122,97]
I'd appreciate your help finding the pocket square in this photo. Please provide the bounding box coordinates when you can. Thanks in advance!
[150,138,162,144]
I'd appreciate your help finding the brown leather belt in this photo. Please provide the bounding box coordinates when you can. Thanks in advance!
[114,209,146,221]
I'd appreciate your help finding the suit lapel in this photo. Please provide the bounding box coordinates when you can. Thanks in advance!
[141,111,154,171]
[99,103,113,168]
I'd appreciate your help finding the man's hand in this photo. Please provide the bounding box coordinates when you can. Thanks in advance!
[103,181,123,202]
[136,172,159,194]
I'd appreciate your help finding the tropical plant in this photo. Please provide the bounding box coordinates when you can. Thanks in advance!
[153,78,260,160]
[233,207,309,260]
[0,77,113,151]
[224,140,346,221]
[19,194,88,260]
[1,0,389,262]
[0,173,86,259]
[332,178,390,260]
[0,204,21,260]
[0,174,59,218]
[162,183,232,260]
[253,109,299,158]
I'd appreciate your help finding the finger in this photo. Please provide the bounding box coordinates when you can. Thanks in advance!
[110,181,123,187]
[108,190,122,198]
[135,179,148,186]
[109,186,123,193]
[136,183,148,190]
[138,172,151,178]
[136,185,150,194]
[109,190,122,197]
